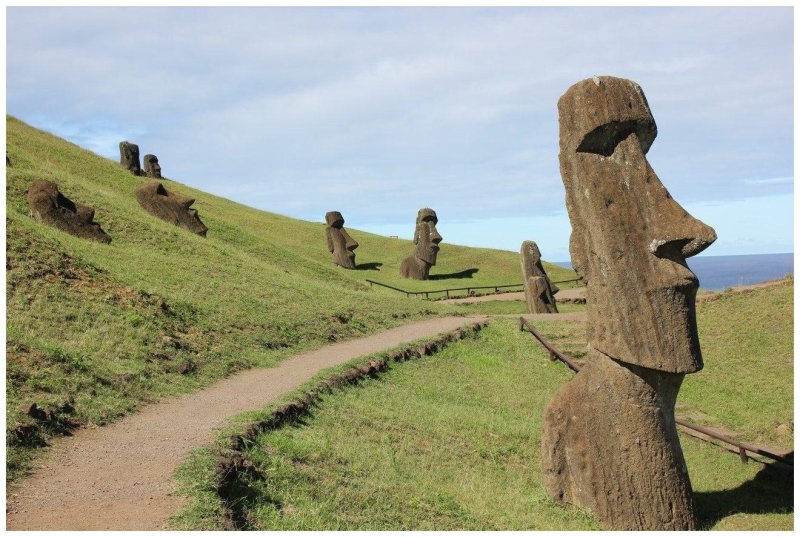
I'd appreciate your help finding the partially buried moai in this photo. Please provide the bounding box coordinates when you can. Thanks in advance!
[135,181,208,236]
[325,211,358,269]
[541,77,716,530]
[27,179,112,243]
[143,154,162,178]
[119,141,142,176]
[400,208,441,280]
[520,240,559,313]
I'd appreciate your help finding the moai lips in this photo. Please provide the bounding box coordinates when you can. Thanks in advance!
[135,181,208,236]
[119,141,142,176]
[143,154,162,179]
[520,240,559,314]
[27,179,111,243]
[325,211,358,269]
[541,76,716,531]
[400,208,442,280]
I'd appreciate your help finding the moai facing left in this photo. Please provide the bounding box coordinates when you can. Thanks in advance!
[541,76,716,530]
[400,208,442,280]
[520,240,559,313]
[119,141,142,176]
[143,154,162,178]
[325,211,358,269]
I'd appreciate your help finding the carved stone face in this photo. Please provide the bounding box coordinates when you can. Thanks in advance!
[558,76,716,373]
[119,141,141,176]
[325,211,358,269]
[520,240,559,312]
[143,154,162,179]
[134,181,208,236]
[27,179,111,243]
[413,208,442,266]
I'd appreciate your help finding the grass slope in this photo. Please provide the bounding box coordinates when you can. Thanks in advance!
[195,283,792,530]
[5,115,573,479]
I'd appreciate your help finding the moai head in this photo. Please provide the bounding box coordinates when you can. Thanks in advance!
[413,208,442,266]
[558,76,716,373]
[119,141,142,176]
[520,240,559,313]
[143,154,162,178]
[520,240,559,296]
[27,179,111,243]
[134,181,208,236]
[325,211,358,269]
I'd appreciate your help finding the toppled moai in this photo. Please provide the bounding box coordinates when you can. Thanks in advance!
[400,208,442,280]
[520,240,559,314]
[541,76,716,530]
[143,154,162,178]
[119,141,142,176]
[134,181,208,236]
[325,211,358,269]
[27,179,111,243]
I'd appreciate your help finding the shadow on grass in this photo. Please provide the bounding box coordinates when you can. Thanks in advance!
[429,268,479,280]
[695,454,794,529]
[356,262,383,271]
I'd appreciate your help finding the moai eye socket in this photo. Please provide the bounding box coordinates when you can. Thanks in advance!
[576,119,657,157]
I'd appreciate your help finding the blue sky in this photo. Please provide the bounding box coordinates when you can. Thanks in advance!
[6,7,793,260]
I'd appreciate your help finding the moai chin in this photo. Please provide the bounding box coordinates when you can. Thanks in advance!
[520,240,559,314]
[143,154,162,178]
[134,181,208,236]
[400,208,442,280]
[119,141,142,176]
[325,211,358,269]
[27,179,112,243]
[541,76,716,530]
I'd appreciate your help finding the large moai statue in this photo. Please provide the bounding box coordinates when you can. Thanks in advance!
[134,181,208,236]
[520,240,559,314]
[143,154,162,178]
[325,211,359,269]
[27,179,112,243]
[119,141,142,176]
[541,77,717,530]
[399,208,442,280]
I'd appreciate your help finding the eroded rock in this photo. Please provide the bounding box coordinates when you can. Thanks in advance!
[119,141,142,176]
[325,211,358,269]
[27,179,112,243]
[520,240,558,313]
[541,76,716,530]
[143,154,162,178]
[400,208,441,280]
[134,181,208,236]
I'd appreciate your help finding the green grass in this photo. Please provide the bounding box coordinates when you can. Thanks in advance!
[188,283,792,530]
[451,299,585,316]
[6,115,573,480]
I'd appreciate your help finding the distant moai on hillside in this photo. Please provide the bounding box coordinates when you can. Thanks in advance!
[520,240,559,313]
[135,181,208,236]
[143,154,162,178]
[399,208,442,280]
[325,211,358,269]
[119,141,142,176]
[541,76,716,530]
[27,179,111,243]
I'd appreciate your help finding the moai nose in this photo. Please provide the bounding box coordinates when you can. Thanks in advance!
[430,227,442,245]
[648,192,717,260]
[345,234,359,251]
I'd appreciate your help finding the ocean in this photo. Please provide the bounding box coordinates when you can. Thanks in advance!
[555,253,794,291]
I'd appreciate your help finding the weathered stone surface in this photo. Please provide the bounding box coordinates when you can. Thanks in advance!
[400,208,442,280]
[119,141,142,176]
[542,76,717,530]
[325,211,358,269]
[520,240,559,313]
[143,154,162,178]
[27,179,111,243]
[134,181,208,236]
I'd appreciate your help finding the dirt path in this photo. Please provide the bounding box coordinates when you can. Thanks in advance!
[441,287,586,304]
[6,315,486,531]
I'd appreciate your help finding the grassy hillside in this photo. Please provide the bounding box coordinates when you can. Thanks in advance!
[176,283,792,530]
[6,115,573,478]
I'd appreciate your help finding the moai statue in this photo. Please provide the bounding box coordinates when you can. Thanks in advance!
[119,141,142,176]
[541,76,717,530]
[134,181,208,236]
[27,179,111,243]
[325,211,359,269]
[143,154,162,178]
[520,240,559,313]
[399,208,442,280]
